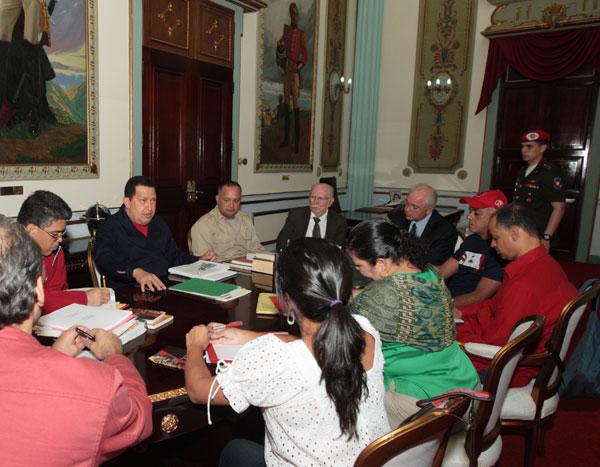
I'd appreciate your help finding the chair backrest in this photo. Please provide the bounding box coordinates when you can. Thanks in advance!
[187,229,193,255]
[469,315,545,458]
[354,396,470,467]
[534,280,600,402]
[86,240,101,288]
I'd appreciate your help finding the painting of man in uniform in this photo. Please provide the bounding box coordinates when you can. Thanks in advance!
[0,0,87,166]
[257,0,317,171]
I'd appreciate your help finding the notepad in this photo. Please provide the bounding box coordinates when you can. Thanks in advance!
[169,278,251,302]
[35,303,133,338]
[256,293,283,315]
[205,343,243,363]
[168,260,236,282]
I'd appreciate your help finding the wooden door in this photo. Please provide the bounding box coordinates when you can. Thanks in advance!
[491,64,599,260]
[142,47,232,249]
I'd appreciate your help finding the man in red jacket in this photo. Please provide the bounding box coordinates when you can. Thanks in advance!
[17,190,110,314]
[455,203,577,387]
[0,216,152,464]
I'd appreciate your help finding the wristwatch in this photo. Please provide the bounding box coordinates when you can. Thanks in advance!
[542,234,552,241]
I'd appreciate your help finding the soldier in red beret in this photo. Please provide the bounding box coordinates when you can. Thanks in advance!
[512,130,566,251]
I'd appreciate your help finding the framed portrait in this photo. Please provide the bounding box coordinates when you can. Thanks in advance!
[255,0,318,172]
[0,0,98,180]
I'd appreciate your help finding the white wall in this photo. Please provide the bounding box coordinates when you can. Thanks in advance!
[0,0,131,216]
[374,0,496,192]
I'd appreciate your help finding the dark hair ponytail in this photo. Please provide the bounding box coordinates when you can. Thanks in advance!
[347,218,430,271]
[275,238,368,439]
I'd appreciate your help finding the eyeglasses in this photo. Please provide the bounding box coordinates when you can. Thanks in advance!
[36,225,66,240]
[405,203,428,211]
[309,196,330,203]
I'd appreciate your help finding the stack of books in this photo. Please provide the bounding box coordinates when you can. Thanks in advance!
[251,251,276,275]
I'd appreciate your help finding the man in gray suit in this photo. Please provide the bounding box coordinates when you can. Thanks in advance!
[276,183,347,251]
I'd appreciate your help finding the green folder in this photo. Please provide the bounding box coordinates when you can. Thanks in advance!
[169,278,240,297]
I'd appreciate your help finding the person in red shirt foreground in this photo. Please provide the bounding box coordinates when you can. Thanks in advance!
[455,203,577,387]
[0,216,152,465]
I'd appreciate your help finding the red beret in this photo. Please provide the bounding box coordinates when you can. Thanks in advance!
[520,130,550,142]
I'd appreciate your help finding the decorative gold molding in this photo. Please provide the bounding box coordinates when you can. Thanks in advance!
[483,1,600,37]
[148,387,188,403]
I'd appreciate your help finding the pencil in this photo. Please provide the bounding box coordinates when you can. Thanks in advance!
[102,275,106,288]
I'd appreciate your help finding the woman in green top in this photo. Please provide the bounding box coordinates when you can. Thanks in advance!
[347,218,479,428]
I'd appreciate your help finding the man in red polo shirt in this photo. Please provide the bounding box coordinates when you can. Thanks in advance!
[455,203,577,387]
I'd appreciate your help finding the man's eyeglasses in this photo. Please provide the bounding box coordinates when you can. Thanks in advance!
[405,203,428,211]
[36,225,66,240]
[309,196,330,203]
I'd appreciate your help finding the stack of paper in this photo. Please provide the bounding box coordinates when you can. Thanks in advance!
[35,303,134,338]
[168,260,236,281]
[169,278,251,302]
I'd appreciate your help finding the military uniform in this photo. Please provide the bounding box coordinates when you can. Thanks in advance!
[512,158,565,235]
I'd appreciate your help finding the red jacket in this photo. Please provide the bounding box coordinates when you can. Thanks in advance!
[43,248,88,314]
[457,245,577,387]
[0,326,152,465]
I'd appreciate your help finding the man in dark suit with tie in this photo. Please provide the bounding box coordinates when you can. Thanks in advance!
[276,183,347,251]
[389,183,457,265]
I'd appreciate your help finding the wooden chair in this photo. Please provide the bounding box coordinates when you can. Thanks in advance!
[354,396,470,467]
[442,315,546,467]
[86,240,101,288]
[499,279,600,466]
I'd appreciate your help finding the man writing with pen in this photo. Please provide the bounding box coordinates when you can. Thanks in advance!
[0,215,152,464]
[17,190,110,314]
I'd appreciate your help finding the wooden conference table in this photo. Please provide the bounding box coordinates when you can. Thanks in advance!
[115,272,295,443]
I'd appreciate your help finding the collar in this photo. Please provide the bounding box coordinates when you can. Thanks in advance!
[118,204,156,232]
[504,245,547,280]
[311,209,328,221]
[212,205,241,223]
[411,211,433,235]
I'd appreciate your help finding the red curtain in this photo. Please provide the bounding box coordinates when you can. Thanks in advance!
[476,26,600,114]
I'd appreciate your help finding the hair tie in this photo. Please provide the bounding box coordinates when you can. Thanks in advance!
[329,300,343,308]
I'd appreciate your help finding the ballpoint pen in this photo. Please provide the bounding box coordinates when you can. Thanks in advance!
[75,327,96,342]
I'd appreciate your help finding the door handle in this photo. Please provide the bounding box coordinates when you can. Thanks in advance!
[186,180,201,203]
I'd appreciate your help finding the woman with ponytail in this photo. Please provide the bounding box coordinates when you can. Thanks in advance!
[347,218,479,429]
[184,238,389,466]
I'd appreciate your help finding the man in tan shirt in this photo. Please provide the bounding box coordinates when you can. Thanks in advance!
[190,181,265,262]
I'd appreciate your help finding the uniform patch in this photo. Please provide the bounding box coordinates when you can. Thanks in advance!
[458,251,485,271]
[552,176,563,190]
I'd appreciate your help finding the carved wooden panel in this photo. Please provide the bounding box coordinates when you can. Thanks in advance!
[143,0,233,67]
[196,1,234,67]
[145,0,190,54]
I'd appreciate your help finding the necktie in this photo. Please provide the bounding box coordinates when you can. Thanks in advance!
[312,217,321,238]
[410,222,417,236]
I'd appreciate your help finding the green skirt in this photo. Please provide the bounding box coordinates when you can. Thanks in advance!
[382,340,479,399]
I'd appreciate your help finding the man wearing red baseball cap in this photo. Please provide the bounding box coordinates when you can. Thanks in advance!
[513,130,565,250]
[439,190,507,307]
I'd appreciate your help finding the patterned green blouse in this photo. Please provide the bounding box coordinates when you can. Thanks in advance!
[350,268,455,352]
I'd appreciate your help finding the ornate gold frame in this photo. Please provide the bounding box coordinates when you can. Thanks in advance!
[0,0,99,180]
